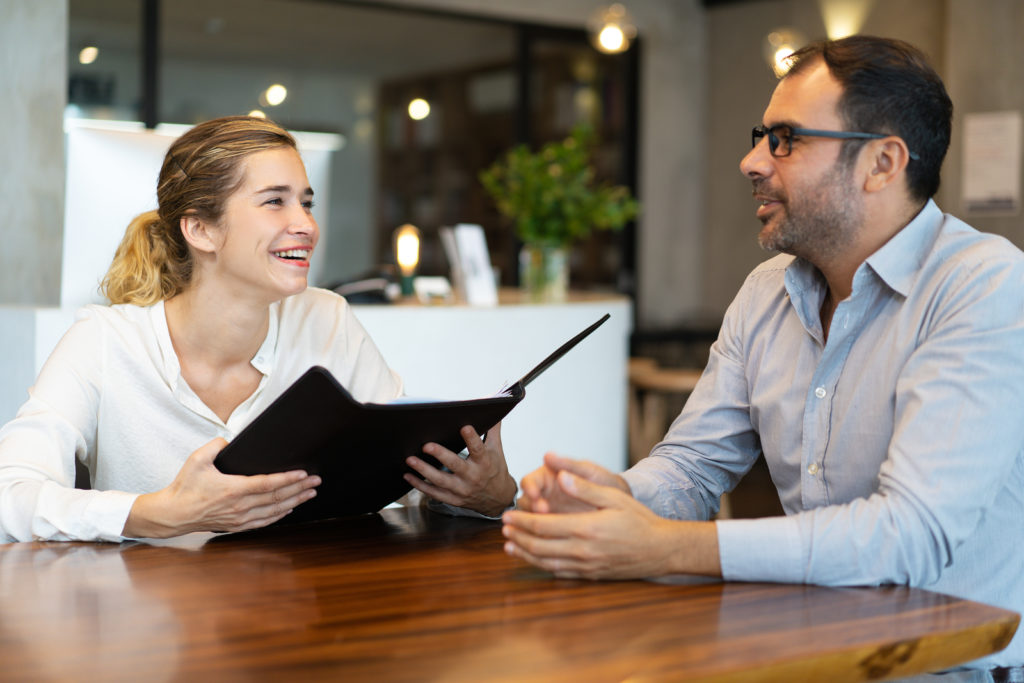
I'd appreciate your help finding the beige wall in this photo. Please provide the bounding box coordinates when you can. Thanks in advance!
[0,0,67,306]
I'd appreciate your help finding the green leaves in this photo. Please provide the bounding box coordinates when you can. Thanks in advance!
[479,125,639,246]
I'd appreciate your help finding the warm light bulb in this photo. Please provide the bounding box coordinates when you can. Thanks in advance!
[408,98,430,121]
[78,46,99,65]
[395,224,421,274]
[820,0,876,39]
[248,109,266,119]
[774,46,796,74]
[265,84,287,106]
[588,4,636,54]
[598,25,625,52]
[764,28,806,77]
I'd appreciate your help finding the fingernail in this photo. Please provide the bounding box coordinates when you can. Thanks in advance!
[558,471,576,492]
[504,542,516,555]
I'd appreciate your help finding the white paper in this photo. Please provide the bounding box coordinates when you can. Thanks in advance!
[962,110,1021,215]
[453,223,497,306]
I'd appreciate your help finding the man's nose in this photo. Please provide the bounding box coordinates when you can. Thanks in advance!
[740,137,772,179]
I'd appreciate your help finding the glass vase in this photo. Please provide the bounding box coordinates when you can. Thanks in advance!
[519,243,569,302]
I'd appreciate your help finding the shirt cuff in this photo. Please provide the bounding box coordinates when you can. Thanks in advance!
[716,515,804,583]
[84,490,140,542]
[426,497,515,520]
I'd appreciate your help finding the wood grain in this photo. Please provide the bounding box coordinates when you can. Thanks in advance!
[0,507,1016,682]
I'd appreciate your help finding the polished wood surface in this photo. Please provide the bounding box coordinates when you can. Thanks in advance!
[0,508,1017,682]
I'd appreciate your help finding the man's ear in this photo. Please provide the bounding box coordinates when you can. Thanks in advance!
[863,137,913,193]
[179,214,217,254]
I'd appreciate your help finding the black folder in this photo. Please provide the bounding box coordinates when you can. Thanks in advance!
[214,313,610,524]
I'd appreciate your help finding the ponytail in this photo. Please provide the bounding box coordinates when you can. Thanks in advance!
[100,210,191,306]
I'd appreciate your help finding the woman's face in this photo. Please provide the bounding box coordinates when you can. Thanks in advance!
[210,146,319,303]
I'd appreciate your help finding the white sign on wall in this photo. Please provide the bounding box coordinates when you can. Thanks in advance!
[962,110,1022,216]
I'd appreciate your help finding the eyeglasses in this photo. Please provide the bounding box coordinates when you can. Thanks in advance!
[751,124,920,161]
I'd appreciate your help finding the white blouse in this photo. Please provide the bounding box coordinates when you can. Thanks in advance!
[0,287,402,542]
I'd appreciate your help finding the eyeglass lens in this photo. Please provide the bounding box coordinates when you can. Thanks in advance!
[752,125,791,157]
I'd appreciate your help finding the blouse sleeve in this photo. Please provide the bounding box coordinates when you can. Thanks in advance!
[0,311,138,542]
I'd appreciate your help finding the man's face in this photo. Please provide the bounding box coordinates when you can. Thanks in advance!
[739,60,863,264]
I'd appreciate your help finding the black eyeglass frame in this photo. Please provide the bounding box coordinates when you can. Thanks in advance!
[751,124,920,161]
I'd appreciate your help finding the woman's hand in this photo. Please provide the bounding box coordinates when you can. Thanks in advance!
[123,437,321,538]
[404,422,517,518]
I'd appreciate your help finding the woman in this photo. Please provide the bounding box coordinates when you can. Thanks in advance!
[0,116,516,542]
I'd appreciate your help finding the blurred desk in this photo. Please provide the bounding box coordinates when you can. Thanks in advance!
[0,510,1016,681]
[353,289,632,481]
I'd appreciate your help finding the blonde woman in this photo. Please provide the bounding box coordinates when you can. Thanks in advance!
[0,116,515,542]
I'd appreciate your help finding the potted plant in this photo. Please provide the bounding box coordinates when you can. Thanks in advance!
[479,124,639,301]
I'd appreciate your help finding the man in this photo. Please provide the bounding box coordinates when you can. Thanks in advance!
[501,35,1024,676]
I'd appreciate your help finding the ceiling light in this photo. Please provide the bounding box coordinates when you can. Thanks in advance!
[763,28,806,77]
[588,4,636,55]
[78,46,99,65]
[263,84,287,107]
[820,0,876,40]
[248,109,266,119]
[408,98,430,121]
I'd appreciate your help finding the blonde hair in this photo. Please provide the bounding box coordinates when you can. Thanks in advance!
[101,116,298,305]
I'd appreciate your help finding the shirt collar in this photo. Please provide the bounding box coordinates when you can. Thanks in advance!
[250,301,279,375]
[862,199,942,298]
[149,299,281,386]
[784,199,942,300]
[150,299,180,388]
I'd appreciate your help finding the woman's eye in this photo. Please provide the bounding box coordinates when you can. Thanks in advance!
[264,197,283,206]
[302,200,316,210]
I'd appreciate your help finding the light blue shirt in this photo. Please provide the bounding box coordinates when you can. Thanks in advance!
[623,200,1024,668]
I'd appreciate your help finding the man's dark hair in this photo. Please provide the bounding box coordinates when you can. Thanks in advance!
[785,35,952,203]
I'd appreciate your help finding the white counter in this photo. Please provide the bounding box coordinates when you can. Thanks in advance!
[353,291,632,481]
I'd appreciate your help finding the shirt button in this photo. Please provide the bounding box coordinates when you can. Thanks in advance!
[814,387,827,399]
[807,463,820,475]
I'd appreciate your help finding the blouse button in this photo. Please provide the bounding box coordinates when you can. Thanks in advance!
[814,387,827,399]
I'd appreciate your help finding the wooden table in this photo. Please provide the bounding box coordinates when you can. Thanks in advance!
[0,508,1017,682]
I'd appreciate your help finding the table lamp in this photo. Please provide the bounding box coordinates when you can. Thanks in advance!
[394,223,421,296]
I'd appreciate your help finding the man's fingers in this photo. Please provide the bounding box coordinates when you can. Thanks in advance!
[557,471,629,509]
[502,536,587,579]
[503,509,598,539]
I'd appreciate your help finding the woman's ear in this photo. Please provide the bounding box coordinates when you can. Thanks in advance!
[179,214,217,254]
[863,137,913,194]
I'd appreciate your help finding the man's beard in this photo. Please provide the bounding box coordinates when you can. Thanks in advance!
[755,160,862,263]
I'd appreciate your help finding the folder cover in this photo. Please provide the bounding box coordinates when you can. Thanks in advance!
[214,314,609,524]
